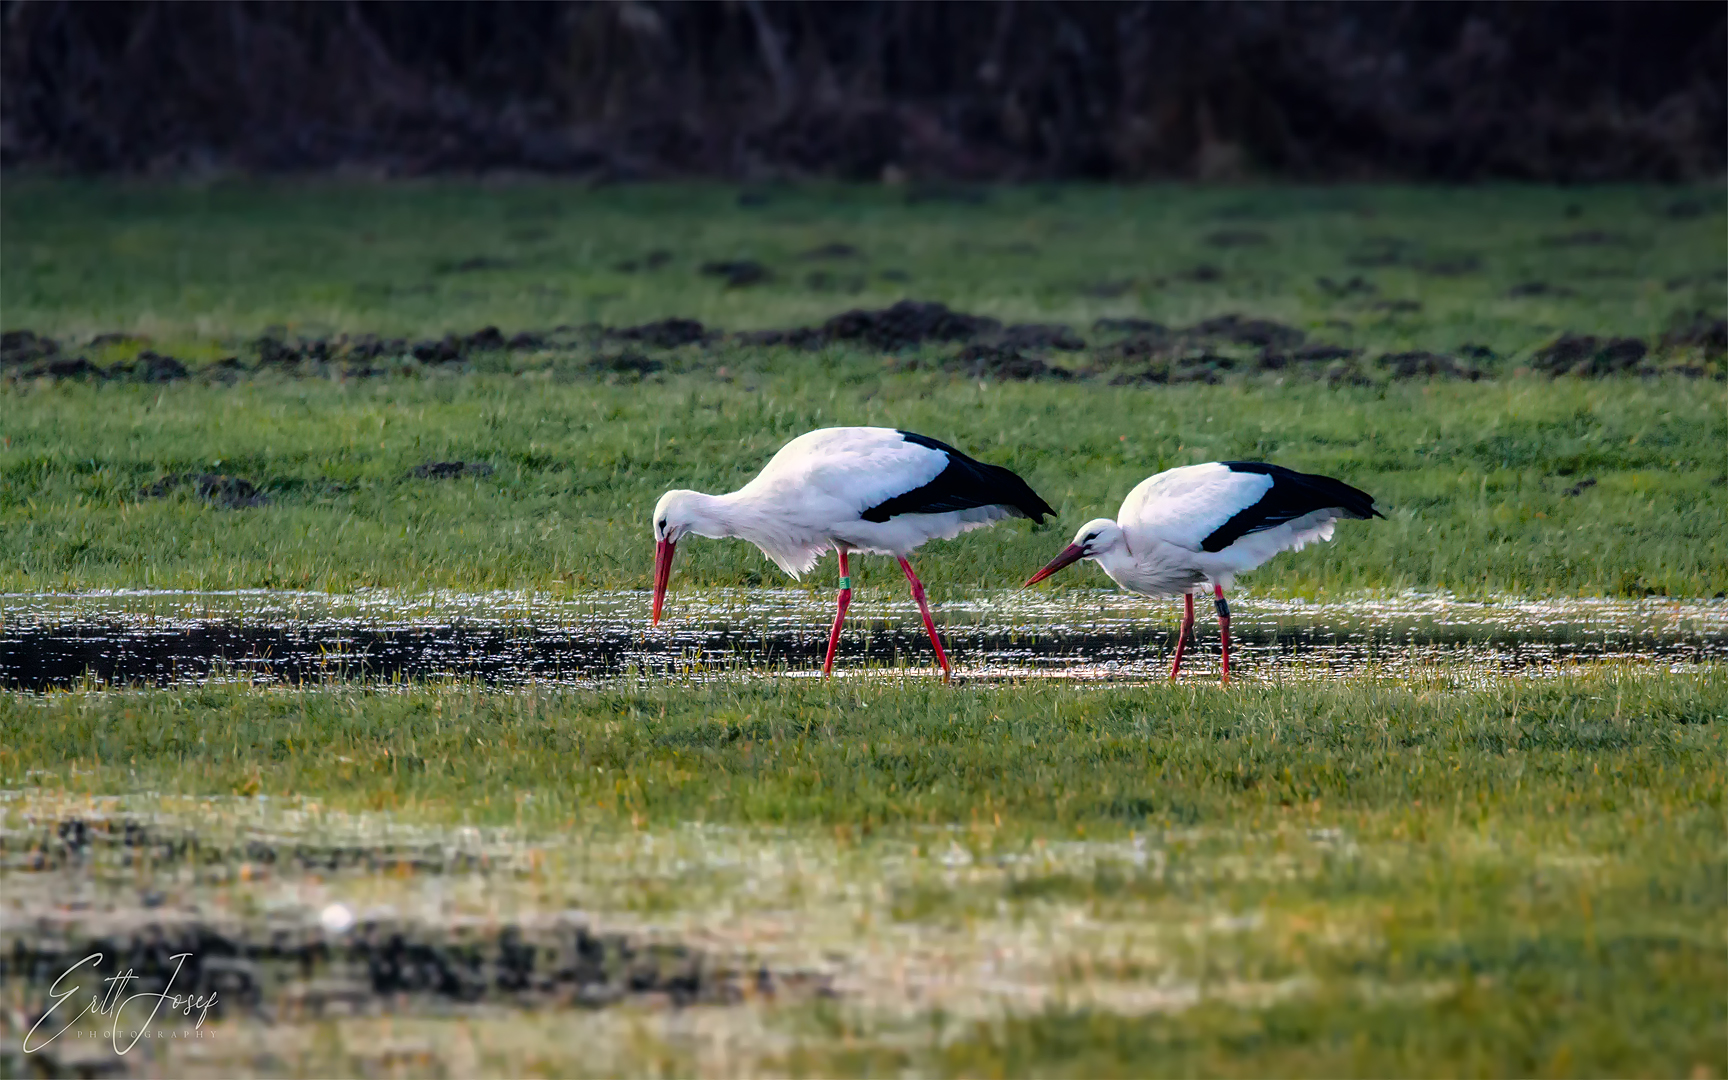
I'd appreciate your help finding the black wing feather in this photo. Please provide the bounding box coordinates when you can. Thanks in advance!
[860,431,1056,523]
[1200,462,1382,553]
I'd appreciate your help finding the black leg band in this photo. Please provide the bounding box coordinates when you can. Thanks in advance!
[1214,595,1230,620]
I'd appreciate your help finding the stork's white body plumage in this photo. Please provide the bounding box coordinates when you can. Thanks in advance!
[666,428,1028,578]
[652,426,1054,677]
[1026,461,1382,681]
[1091,463,1355,596]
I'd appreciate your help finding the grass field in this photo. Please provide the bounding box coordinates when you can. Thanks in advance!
[3,671,1724,1075]
[2,180,1724,1078]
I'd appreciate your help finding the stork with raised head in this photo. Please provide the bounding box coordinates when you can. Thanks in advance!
[652,427,1055,678]
[1024,461,1381,681]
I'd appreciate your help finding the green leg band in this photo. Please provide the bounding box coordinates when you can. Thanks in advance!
[838,576,852,590]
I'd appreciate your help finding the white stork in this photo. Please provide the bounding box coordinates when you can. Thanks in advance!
[652,426,1055,677]
[1024,461,1381,681]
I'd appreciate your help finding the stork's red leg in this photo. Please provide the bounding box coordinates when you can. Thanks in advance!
[1214,583,1231,684]
[823,548,853,676]
[897,556,951,680]
[1169,593,1195,680]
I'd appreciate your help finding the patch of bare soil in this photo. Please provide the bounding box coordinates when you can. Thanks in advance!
[739,299,1001,351]
[606,318,712,348]
[1660,311,1727,358]
[1,817,833,1036]
[7,300,1716,390]
[1377,351,1483,380]
[699,259,771,287]
[408,461,494,480]
[2,331,196,383]
[141,474,269,509]
[800,242,862,260]
[1531,334,1649,375]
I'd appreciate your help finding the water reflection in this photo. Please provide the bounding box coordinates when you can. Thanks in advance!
[3,590,1722,690]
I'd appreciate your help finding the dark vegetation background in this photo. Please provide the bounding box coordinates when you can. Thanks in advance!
[3,0,1723,181]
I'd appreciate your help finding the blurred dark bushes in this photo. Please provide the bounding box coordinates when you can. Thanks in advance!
[2,0,1722,180]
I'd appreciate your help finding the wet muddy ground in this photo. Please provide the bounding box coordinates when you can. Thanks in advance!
[0,798,841,1077]
[5,591,1723,690]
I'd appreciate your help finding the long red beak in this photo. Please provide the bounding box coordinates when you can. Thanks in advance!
[651,539,676,625]
[1023,542,1086,587]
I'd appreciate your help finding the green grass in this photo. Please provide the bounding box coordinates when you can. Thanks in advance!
[3,180,1723,597]
[2,180,1722,350]
[8,670,1719,829]
[4,180,1724,1077]
[3,670,1723,1076]
[3,374,1724,596]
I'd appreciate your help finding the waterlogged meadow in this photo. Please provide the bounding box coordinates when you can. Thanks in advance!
[2,180,1724,1077]
[1,670,1724,1076]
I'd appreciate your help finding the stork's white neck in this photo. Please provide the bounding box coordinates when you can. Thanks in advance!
[679,490,744,540]
[1089,541,1141,588]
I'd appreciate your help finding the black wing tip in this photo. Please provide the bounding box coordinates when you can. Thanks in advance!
[896,428,1056,522]
[1024,493,1057,523]
[1226,460,1381,520]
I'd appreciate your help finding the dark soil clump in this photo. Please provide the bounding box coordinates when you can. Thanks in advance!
[953,343,1074,380]
[607,318,710,348]
[1110,354,1237,386]
[1507,282,1577,298]
[1317,276,1375,297]
[1532,334,1648,375]
[593,351,663,377]
[1,329,61,366]
[1188,315,1305,351]
[700,260,771,287]
[111,350,190,382]
[21,356,104,380]
[1660,312,1727,358]
[1378,351,1483,380]
[821,300,996,350]
[740,300,995,351]
[1260,344,1360,369]
[1093,318,1167,336]
[142,474,269,508]
[801,242,861,260]
[409,461,495,480]
[998,323,1085,351]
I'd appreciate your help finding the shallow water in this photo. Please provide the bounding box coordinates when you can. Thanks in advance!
[3,589,1722,689]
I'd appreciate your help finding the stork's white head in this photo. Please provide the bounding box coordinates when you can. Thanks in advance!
[652,489,704,545]
[1023,518,1126,586]
[650,490,734,625]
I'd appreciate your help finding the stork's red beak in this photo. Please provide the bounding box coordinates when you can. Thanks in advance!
[1023,543,1086,587]
[651,539,676,625]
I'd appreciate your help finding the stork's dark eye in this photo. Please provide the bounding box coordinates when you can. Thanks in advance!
[658,518,668,534]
